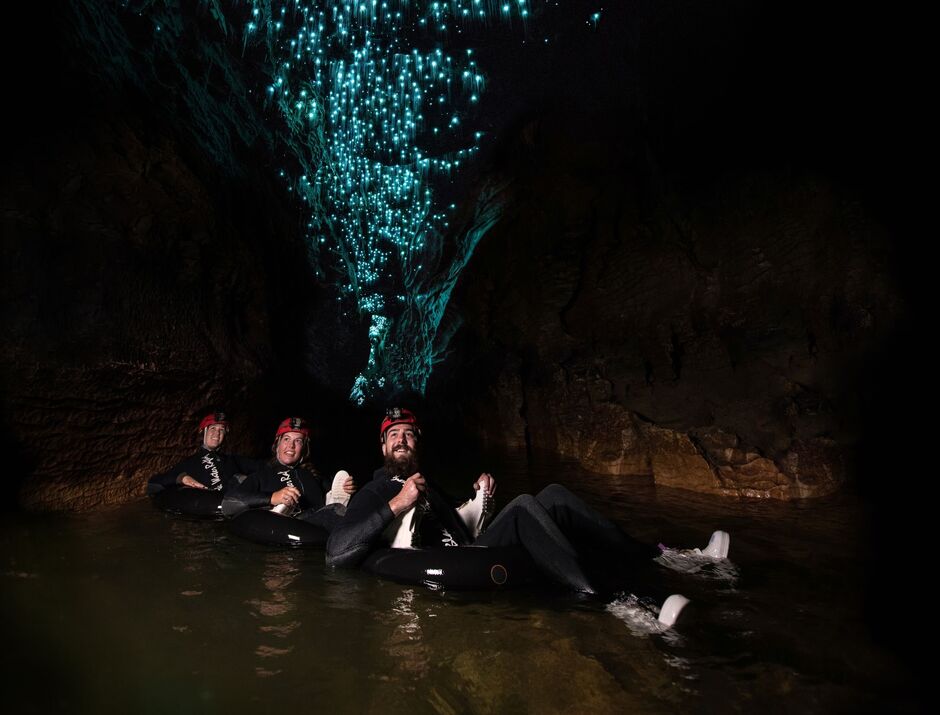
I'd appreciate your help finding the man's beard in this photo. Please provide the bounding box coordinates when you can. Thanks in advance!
[384,447,419,478]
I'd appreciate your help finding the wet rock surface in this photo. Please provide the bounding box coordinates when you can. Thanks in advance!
[2,110,297,509]
[0,86,371,510]
[437,122,900,499]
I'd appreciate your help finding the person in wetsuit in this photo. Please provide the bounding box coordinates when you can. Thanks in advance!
[222,417,356,530]
[325,408,661,593]
[147,411,262,495]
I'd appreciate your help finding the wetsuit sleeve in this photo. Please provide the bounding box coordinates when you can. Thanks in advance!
[221,470,273,517]
[146,456,197,495]
[325,482,396,568]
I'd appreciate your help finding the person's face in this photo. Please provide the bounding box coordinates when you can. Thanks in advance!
[276,431,306,466]
[382,424,418,465]
[203,424,226,451]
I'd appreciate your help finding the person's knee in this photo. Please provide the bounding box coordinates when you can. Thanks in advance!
[537,483,572,505]
[504,494,539,513]
[221,496,247,518]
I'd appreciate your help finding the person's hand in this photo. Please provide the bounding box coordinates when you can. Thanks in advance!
[271,486,301,507]
[474,472,496,496]
[178,475,207,490]
[342,476,357,495]
[389,473,426,516]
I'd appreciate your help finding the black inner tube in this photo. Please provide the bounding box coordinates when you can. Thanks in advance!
[362,545,541,590]
[228,509,329,548]
[151,488,224,519]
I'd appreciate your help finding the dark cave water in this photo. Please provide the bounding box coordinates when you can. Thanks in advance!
[0,454,918,714]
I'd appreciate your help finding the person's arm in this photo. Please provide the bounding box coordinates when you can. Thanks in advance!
[221,469,276,517]
[326,481,404,567]
[146,456,198,494]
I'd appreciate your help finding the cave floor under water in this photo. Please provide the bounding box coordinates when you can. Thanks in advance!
[0,454,919,714]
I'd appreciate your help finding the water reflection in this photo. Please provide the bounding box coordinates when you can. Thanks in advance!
[247,553,301,677]
[377,588,432,681]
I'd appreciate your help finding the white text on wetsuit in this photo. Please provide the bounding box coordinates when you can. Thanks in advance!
[202,453,222,491]
[278,469,295,489]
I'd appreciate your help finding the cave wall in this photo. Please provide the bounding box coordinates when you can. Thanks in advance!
[431,0,914,500]
[0,5,373,511]
[0,101,326,509]
[438,121,903,499]
[449,1,916,503]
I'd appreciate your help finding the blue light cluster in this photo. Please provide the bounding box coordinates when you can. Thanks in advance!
[120,1,583,403]
[245,4,509,281]
[234,1,544,403]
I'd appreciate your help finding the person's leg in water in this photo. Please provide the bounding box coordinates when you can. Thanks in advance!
[533,484,660,561]
[475,493,596,593]
[476,484,661,595]
[296,503,345,530]
[530,484,712,596]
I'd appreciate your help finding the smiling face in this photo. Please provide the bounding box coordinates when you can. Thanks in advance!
[381,424,419,476]
[275,431,306,466]
[202,424,226,451]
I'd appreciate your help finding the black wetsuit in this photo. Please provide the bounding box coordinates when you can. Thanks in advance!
[326,469,658,592]
[221,462,345,530]
[326,468,473,568]
[147,450,262,495]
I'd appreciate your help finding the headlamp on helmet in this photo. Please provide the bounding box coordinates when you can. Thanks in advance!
[275,417,310,440]
[380,407,420,442]
[199,412,228,431]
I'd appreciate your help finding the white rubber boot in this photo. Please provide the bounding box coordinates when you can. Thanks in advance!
[326,470,353,507]
[456,486,493,538]
[702,530,730,559]
[384,504,424,549]
[658,594,690,627]
[658,530,732,560]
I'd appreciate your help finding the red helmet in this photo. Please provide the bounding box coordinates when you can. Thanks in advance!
[380,407,419,440]
[275,417,310,440]
[198,412,228,431]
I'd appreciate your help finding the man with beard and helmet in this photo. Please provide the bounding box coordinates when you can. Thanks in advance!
[147,411,262,495]
[326,408,730,596]
[222,417,356,530]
